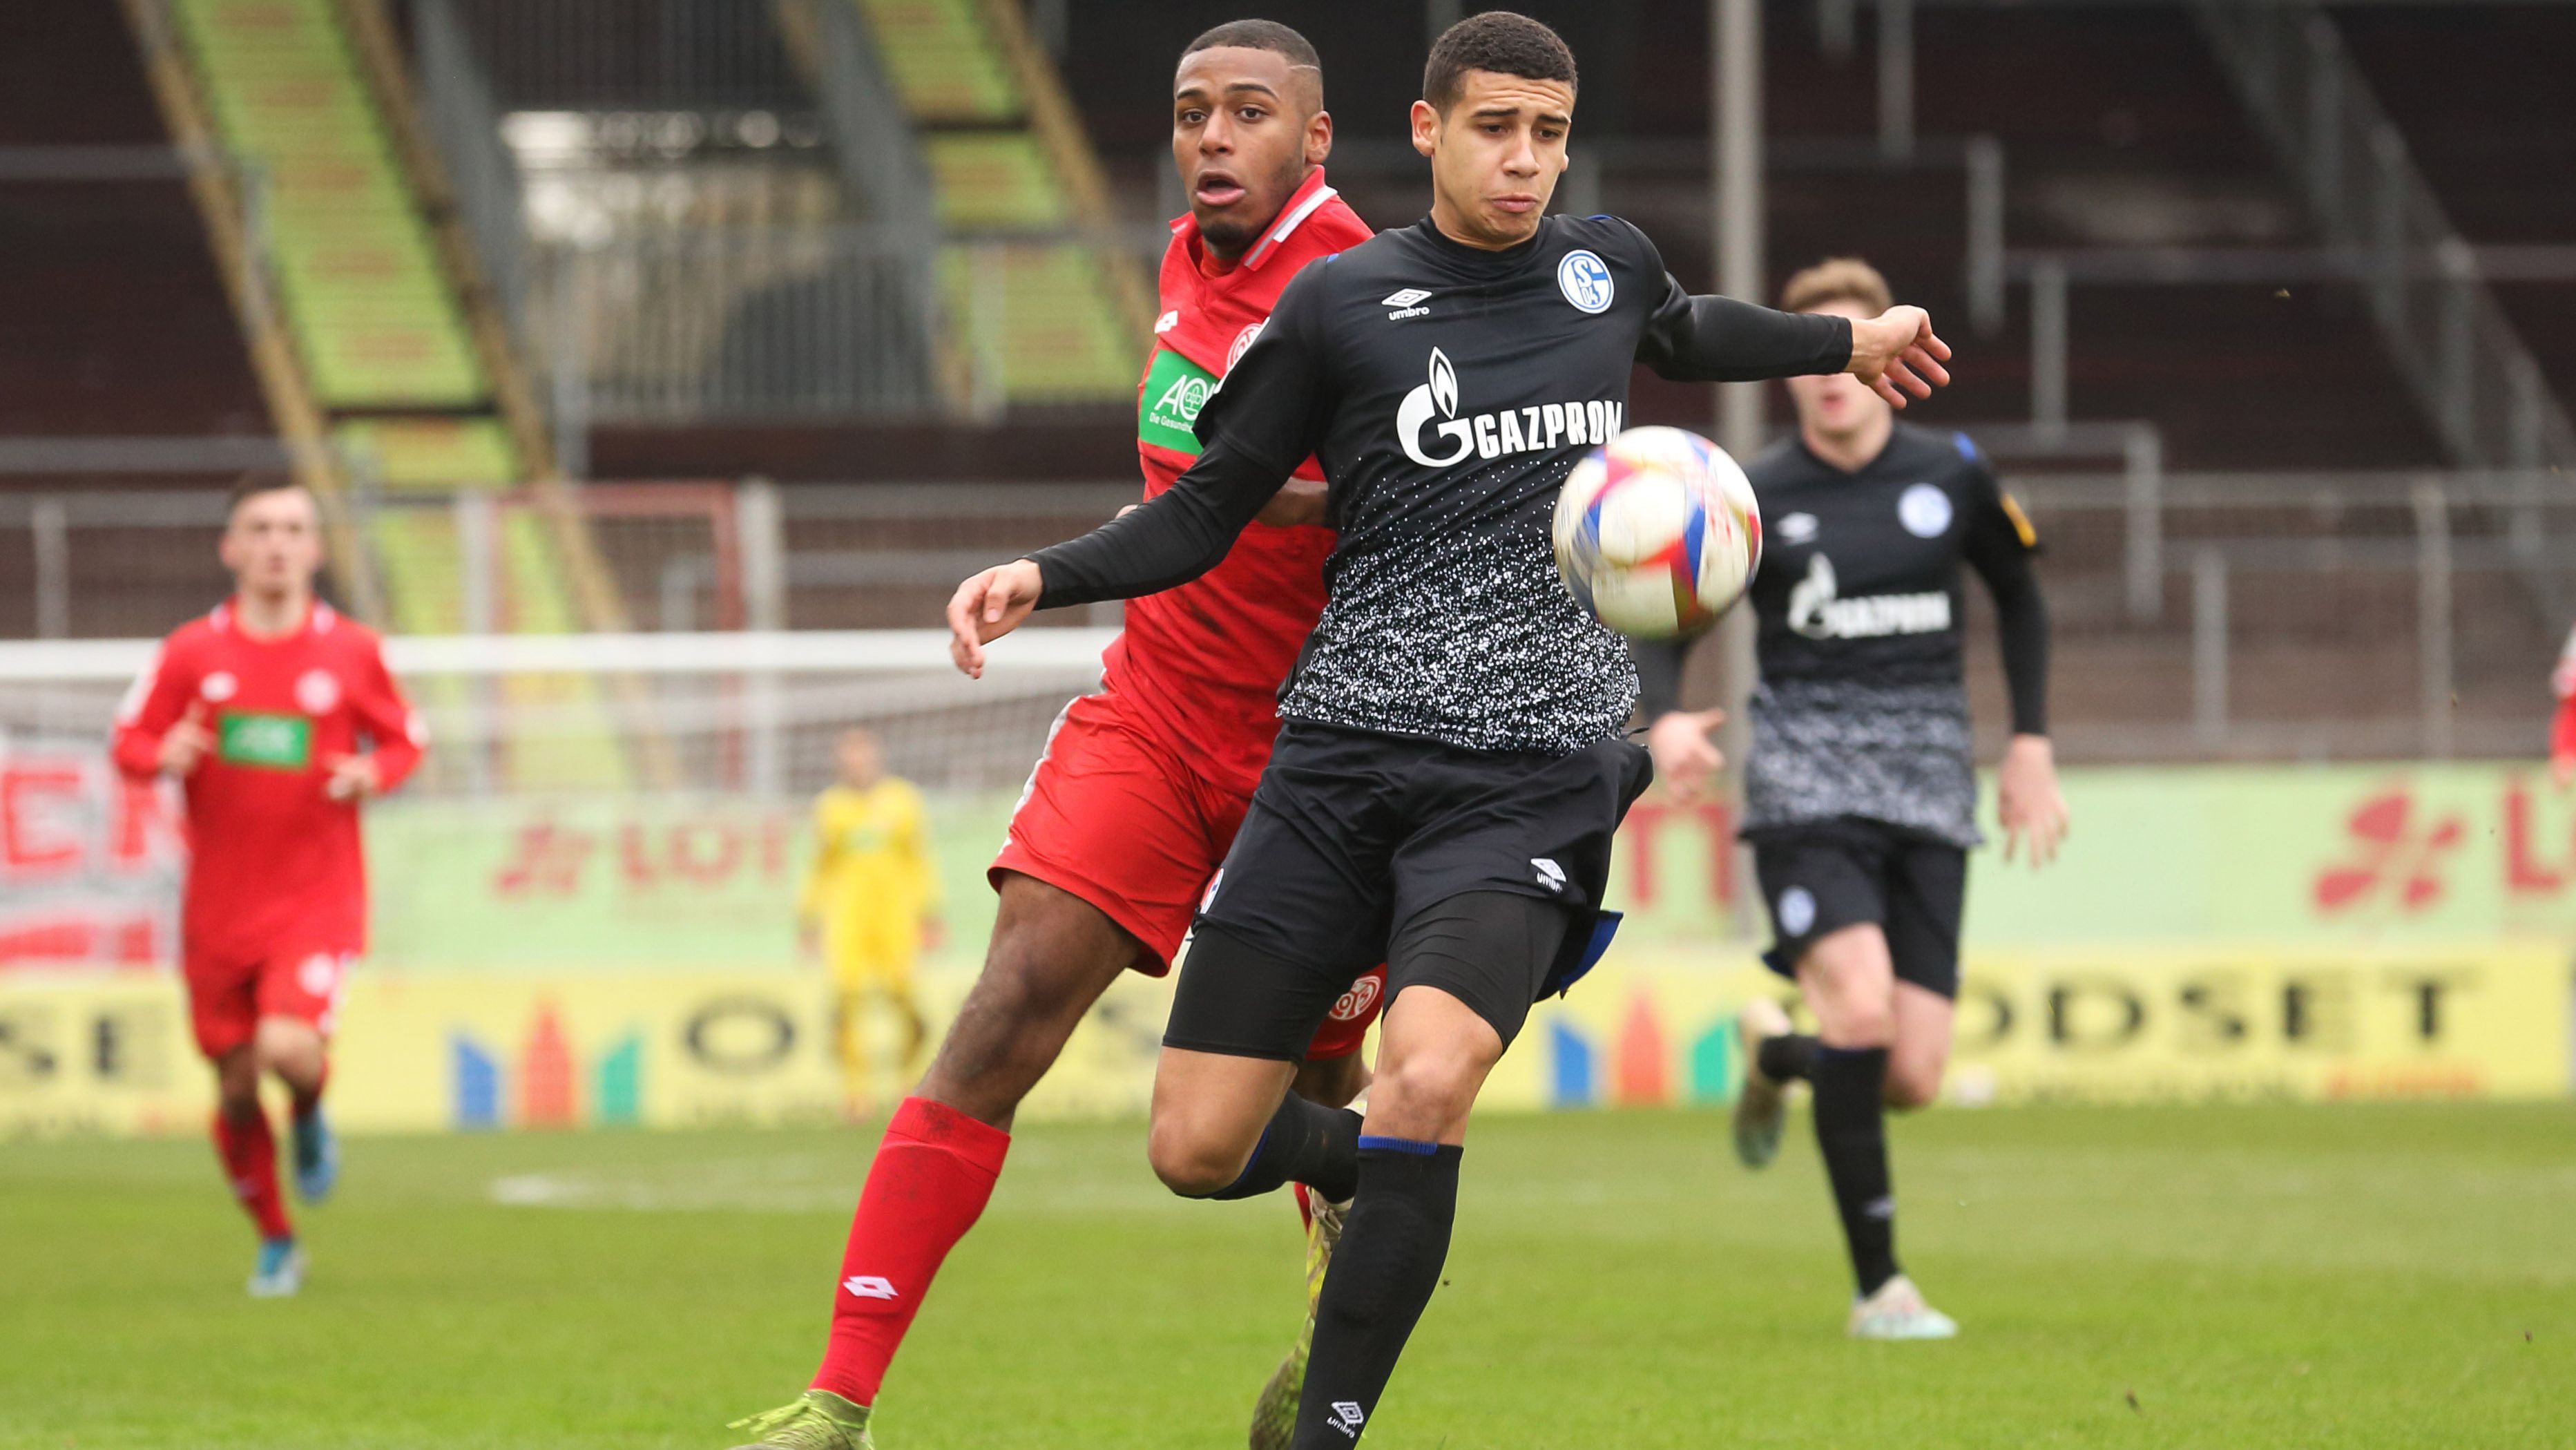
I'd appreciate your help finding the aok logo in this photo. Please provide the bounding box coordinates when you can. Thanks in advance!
[2314,792,2465,913]
[1148,370,1213,431]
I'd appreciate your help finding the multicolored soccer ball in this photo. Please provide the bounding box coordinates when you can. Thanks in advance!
[1551,426,1762,638]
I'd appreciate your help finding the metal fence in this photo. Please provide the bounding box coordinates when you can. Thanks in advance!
[2006,471,2576,763]
[2197,0,2576,475]
[6,471,2571,768]
[533,226,949,427]
[432,0,812,111]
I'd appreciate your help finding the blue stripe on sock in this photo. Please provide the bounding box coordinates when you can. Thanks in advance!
[1357,1134,1441,1156]
[1209,1123,1275,1196]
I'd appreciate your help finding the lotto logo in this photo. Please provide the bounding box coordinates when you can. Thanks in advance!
[843,1275,898,1301]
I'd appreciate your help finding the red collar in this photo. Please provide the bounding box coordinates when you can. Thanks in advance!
[1172,167,1340,276]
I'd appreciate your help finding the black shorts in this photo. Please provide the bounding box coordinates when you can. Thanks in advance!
[1162,723,1652,1060]
[1749,818,1967,999]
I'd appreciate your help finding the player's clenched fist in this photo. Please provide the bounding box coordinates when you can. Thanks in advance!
[945,559,1044,678]
[1845,305,1953,410]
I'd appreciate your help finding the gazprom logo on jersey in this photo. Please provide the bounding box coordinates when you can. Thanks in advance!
[1558,249,1615,313]
[1785,554,1951,640]
[1397,347,1624,468]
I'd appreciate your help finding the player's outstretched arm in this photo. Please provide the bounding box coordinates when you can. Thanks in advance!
[943,448,1276,678]
[1966,469,2062,866]
[1845,306,1954,408]
[1639,283,1854,385]
[945,561,1044,678]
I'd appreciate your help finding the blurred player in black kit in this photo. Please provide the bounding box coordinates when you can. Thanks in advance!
[1637,257,2066,1339]
[949,17,1954,1443]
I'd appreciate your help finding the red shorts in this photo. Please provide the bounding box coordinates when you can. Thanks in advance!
[992,691,1383,1060]
[183,942,351,1060]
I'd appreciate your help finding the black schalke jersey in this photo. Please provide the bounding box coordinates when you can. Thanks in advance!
[1732,422,2044,845]
[1033,214,1850,755]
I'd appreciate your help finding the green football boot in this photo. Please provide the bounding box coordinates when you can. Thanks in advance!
[1249,1183,1348,1450]
[726,1390,874,1449]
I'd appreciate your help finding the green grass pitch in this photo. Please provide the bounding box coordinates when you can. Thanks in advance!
[7,1103,2572,1448]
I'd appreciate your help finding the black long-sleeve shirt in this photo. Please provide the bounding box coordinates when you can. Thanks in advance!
[1030,213,1850,754]
[1635,423,2049,845]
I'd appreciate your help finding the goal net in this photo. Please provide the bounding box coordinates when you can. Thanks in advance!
[0,626,1115,801]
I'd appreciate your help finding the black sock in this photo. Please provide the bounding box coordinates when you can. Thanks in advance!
[1756,1032,1820,1083]
[1290,1139,1461,1449]
[1810,1046,1899,1297]
[1206,1094,1361,1203]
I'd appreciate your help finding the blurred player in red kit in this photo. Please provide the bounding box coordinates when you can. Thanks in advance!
[728,21,1378,1450]
[2553,621,2575,790]
[110,475,424,1297]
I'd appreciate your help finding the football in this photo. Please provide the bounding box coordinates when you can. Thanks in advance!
[1550,425,1762,638]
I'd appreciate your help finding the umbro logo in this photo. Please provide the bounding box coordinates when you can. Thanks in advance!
[1328,1401,1366,1437]
[1382,287,1432,321]
[1531,857,1568,892]
[843,1275,899,1301]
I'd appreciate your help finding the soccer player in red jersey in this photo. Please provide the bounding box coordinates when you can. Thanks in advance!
[727,22,1377,1449]
[110,475,423,1297]
[2553,621,2576,791]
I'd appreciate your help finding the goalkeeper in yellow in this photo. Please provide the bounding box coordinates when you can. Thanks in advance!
[800,728,940,1114]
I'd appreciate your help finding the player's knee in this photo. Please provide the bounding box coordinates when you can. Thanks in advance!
[252,1018,323,1080]
[1292,1051,1369,1110]
[1369,1047,1483,1131]
[1145,1116,1249,1198]
[1817,998,1895,1049]
[1884,1060,1942,1110]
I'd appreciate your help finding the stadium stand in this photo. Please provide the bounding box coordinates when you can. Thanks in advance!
[0,3,271,450]
[856,0,1144,406]
[2337,5,2576,417]
[169,0,496,425]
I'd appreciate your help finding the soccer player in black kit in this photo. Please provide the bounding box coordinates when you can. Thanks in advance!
[1638,257,2068,1339]
[948,17,1953,1444]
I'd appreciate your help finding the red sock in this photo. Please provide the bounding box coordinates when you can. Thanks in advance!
[212,1107,292,1241]
[810,1096,1010,1406]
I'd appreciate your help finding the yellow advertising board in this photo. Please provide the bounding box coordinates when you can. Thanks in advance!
[0,966,1186,1138]
[1505,944,2572,1112]
[3,940,2564,1139]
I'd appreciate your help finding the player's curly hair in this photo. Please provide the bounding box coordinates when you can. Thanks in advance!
[1423,11,1577,115]
[1780,257,1894,316]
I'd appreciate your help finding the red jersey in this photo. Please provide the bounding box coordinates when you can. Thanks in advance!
[1108,168,1372,796]
[110,600,423,961]
[2553,622,2576,764]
